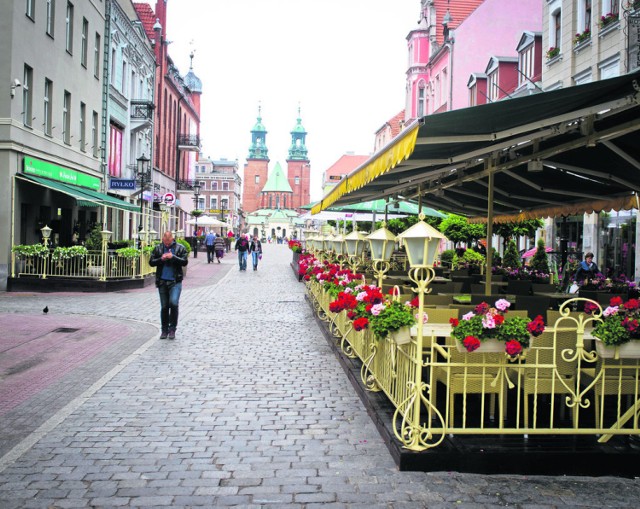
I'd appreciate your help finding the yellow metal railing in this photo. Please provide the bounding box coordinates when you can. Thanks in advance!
[307,285,640,450]
[11,251,154,280]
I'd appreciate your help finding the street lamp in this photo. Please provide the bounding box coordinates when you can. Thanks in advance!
[136,154,151,247]
[100,229,112,282]
[40,225,52,280]
[394,215,447,451]
[192,182,201,258]
[344,230,368,274]
[366,223,396,289]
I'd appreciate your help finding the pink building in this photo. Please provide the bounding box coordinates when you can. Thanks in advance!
[405,0,543,121]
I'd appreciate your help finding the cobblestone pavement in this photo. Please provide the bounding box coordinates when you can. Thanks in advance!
[0,245,639,508]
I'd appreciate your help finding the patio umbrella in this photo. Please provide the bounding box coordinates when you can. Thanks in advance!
[186,216,230,227]
[329,199,445,218]
[522,246,553,258]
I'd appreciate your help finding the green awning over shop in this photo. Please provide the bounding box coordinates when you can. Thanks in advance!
[18,174,140,213]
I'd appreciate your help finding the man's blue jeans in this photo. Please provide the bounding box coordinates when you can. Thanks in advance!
[252,251,260,269]
[238,250,247,270]
[158,280,182,331]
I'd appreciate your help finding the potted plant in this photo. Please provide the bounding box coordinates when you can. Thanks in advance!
[115,247,141,259]
[51,245,88,261]
[370,299,417,344]
[573,28,591,45]
[585,297,640,358]
[12,243,49,258]
[546,46,560,60]
[598,12,618,29]
[450,299,545,355]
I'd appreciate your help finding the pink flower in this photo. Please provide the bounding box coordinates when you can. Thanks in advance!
[370,303,386,316]
[495,299,511,312]
[462,312,475,321]
[603,306,619,317]
[482,314,497,330]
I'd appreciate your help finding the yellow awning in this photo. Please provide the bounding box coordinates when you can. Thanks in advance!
[311,124,419,214]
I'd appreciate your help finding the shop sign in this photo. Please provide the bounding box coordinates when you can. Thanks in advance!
[24,156,101,190]
[109,179,136,190]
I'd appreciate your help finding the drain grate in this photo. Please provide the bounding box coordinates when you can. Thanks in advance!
[53,327,80,333]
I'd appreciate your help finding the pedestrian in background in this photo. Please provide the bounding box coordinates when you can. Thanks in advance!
[149,231,188,339]
[235,234,250,271]
[204,229,216,263]
[213,234,226,263]
[249,235,263,271]
[575,252,600,284]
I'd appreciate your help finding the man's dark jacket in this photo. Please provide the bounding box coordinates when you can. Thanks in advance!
[149,241,189,286]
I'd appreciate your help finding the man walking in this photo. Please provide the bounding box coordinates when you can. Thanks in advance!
[204,229,216,263]
[235,234,250,271]
[149,231,188,339]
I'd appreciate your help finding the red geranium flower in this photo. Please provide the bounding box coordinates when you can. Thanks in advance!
[610,296,624,307]
[494,315,505,326]
[450,318,459,327]
[505,339,523,356]
[353,317,369,331]
[463,336,481,352]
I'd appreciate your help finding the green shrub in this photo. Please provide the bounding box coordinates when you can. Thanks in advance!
[529,238,550,273]
[177,238,192,254]
[502,240,521,269]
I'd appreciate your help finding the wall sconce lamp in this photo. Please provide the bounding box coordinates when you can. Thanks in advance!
[10,79,21,98]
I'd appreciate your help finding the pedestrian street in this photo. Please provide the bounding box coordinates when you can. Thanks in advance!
[0,244,640,508]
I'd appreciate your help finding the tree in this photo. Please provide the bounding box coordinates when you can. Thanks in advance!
[502,239,522,269]
[529,238,550,273]
[493,219,544,248]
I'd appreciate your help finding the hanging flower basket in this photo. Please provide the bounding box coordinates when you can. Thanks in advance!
[595,339,640,359]
[456,337,506,353]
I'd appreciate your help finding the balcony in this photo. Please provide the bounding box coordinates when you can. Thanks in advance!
[129,100,155,133]
[178,134,201,151]
[177,179,196,191]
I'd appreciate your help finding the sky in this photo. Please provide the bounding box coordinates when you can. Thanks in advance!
[144,0,419,201]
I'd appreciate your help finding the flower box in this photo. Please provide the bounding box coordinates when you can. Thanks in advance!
[595,340,640,359]
[456,337,505,353]
[390,326,412,345]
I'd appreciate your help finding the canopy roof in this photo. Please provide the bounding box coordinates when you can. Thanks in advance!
[311,70,640,223]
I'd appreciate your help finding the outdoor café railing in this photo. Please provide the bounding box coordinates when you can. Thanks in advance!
[306,285,640,451]
[11,251,155,280]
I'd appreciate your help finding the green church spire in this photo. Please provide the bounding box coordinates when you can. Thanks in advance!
[248,103,269,160]
[288,105,308,160]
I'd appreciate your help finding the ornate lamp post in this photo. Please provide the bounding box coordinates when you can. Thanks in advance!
[100,229,112,282]
[366,224,396,289]
[192,182,201,258]
[331,232,346,267]
[136,154,151,248]
[40,225,52,279]
[395,214,447,451]
[344,230,368,274]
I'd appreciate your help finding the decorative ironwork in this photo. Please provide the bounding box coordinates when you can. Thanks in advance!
[130,100,155,120]
[177,179,196,190]
[178,134,200,148]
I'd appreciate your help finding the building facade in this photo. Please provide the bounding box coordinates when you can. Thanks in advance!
[193,157,241,234]
[1,0,110,290]
[285,108,310,210]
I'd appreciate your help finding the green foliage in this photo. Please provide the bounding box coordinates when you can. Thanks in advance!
[191,209,204,217]
[439,249,456,265]
[370,301,417,339]
[176,238,192,254]
[529,238,550,273]
[495,316,532,347]
[453,249,485,269]
[502,240,522,269]
[51,245,88,260]
[12,243,49,257]
[115,247,141,259]
[438,214,468,245]
[84,224,104,251]
[492,219,543,242]
[491,247,502,266]
[593,316,629,346]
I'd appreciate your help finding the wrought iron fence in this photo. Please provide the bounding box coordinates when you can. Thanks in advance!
[307,283,640,451]
[11,251,154,280]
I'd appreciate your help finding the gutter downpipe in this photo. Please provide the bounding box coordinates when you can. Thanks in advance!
[100,0,112,229]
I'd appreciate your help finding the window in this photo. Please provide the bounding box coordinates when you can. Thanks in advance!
[283,195,287,208]
[211,181,218,190]
[110,47,116,84]
[599,55,620,79]
[221,198,229,210]
[518,44,534,86]
[91,111,98,157]
[255,175,260,184]
[295,176,300,185]
[487,71,499,102]
[44,79,52,135]
[417,85,425,117]
[46,0,55,36]
[65,2,74,54]
[210,198,217,210]
[222,182,229,191]
[63,90,71,144]
[23,65,33,127]
[578,0,592,33]
[121,60,127,93]
[26,0,35,20]
[552,9,562,48]
[108,124,123,177]
[81,18,88,67]
[79,102,86,151]
[94,33,100,78]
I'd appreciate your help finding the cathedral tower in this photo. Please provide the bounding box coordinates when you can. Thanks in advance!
[286,106,310,210]
[242,105,270,213]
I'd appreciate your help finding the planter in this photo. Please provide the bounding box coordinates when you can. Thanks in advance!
[389,326,412,345]
[456,337,505,353]
[595,339,640,359]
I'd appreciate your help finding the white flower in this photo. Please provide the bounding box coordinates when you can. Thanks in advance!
[371,303,386,316]
[356,291,368,301]
[462,312,475,321]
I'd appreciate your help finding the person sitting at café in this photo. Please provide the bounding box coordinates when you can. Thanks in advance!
[574,252,599,284]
